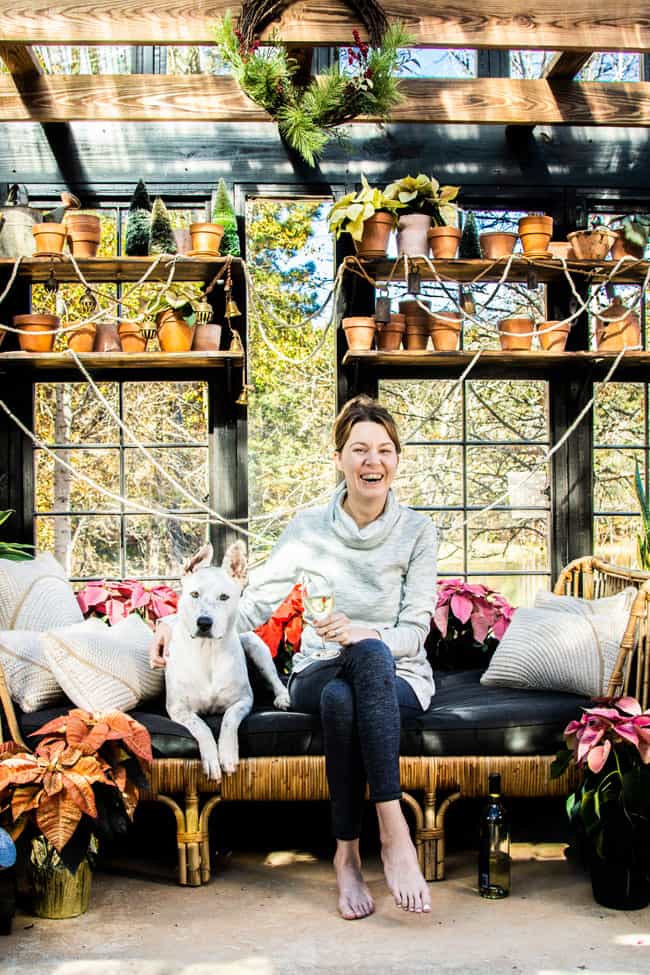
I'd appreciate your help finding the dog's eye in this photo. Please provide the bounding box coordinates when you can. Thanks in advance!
[219,593,230,602]
[190,591,200,599]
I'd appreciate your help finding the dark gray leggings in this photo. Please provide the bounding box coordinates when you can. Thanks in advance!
[288,639,424,840]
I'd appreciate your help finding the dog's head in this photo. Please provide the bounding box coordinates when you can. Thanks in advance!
[179,540,248,640]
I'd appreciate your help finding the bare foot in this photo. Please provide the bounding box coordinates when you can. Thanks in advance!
[380,830,431,914]
[334,850,375,920]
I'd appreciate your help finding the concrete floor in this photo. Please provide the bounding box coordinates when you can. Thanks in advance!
[3,842,650,975]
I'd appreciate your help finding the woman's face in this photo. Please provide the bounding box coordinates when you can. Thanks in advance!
[334,420,399,505]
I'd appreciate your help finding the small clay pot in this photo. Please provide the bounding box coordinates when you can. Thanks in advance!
[479,232,517,260]
[32,223,67,255]
[498,316,533,351]
[93,321,122,352]
[376,313,405,351]
[13,313,59,353]
[189,222,224,255]
[192,322,223,351]
[66,321,96,353]
[427,225,462,259]
[567,228,617,261]
[118,320,146,353]
[65,213,101,258]
[396,213,431,257]
[156,308,194,352]
[342,316,376,351]
[595,298,641,351]
[354,213,395,259]
[548,241,575,260]
[611,232,645,261]
[429,311,462,351]
[537,320,571,352]
[518,215,553,256]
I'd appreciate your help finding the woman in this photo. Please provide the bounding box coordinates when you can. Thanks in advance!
[152,395,437,919]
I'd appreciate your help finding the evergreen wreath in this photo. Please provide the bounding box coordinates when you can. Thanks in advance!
[214,5,415,166]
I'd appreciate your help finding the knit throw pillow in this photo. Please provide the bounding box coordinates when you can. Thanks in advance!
[480,587,637,697]
[42,613,163,712]
[0,553,83,631]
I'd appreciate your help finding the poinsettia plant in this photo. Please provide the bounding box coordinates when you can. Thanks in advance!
[0,709,152,873]
[255,582,303,676]
[76,579,178,628]
[426,578,514,671]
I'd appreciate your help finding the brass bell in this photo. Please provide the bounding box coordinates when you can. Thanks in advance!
[194,298,214,326]
[229,329,244,354]
[225,296,242,319]
[235,383,254,406]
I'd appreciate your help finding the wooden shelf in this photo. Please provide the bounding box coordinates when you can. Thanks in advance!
[357,257,650,286]
[0,350,243,373]
[0,255,244,286]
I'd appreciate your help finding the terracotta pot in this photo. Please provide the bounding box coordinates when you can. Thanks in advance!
[66,321,96,353]
[567,228,617,261]
[13,313,59,352]
[396,213,432,257]
[93,321,122,352]
[156,308,193,352]
[429,310,462,351]
[595,298,641,351]
[354,212,395,259]
[537,320,571,352]
[427,225,462,259]
[480,232,517,260]
[376,313,405,351]
[498,316,533,351]
[118,320,146,353]
[32,223,67,255]
[611,231,645,261]
[548,241,575,260]
[65,213,101,258]
[192,322,223,351]
[518,215,553,256]
[405,324,430,350]
[189,222,224,255]
[342,316,376,351]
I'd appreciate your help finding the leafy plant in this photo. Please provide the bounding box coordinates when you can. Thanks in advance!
[255,582,303,676]
[213,179,241,257]
[383,174,460,226]
[76,578,178,628]
[459,210,481,258]
[0,709,152,873]
[618,214,650,251]
[634,461,650,570]
[426,578,514,671]
[0,510,33,561]
[142,283,205,325]
[124,179,152,257]
[328,175,405,241]
[551,697,650,870]
[214,13,415,166]
[149,197,177,256]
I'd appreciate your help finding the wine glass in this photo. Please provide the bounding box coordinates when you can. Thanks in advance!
[300,571,335,649]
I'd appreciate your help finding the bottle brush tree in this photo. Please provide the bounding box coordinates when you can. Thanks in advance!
[459,210,481,260]
[213,179,241,256]
[149,197,177,255]
[125,179,152,256]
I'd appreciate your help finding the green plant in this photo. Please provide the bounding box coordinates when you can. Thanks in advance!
[0,510,33,561]
[619,214,650,251]
[459,211,481,259]
[143,283,205,325]
[214,13,415,166]
[634,461,650,570]
[124,179,152,257]
[328,175,405,241]
[213,179,241,256]
[149,197,177,255]
[383,174,460,226]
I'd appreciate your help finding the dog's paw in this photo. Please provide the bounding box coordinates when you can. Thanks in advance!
[218,746,240,776]
[200,750,222,782]
[274,688,291,710]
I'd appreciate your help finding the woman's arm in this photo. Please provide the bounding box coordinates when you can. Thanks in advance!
[377,519,437,659]
[237,515,308,633]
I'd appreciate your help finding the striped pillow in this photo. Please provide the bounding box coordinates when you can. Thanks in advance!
[0,553,83,631]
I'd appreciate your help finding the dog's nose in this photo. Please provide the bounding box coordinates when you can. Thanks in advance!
[196,615,213,632]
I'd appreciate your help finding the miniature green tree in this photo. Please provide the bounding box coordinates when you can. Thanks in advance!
[149,197,177,255]
[125,179,152,256]
[212,179,241,256]
[459,211,481,259]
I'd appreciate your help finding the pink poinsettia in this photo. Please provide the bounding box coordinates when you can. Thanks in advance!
[433,578,514,643]
[563,698,650,773]
[76,579,178,629]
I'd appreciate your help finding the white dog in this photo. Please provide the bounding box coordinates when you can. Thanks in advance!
[165,541,291,781]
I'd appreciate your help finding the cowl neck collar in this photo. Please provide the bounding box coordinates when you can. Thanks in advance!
[327,480,401,550]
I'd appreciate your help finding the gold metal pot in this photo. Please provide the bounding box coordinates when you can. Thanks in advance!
[29,836,92,919]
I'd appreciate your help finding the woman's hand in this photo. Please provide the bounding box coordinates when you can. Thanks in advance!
[149,621,172,669]
[313,612,379,647]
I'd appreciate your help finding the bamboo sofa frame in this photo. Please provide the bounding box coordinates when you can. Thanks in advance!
[2,556,650,887]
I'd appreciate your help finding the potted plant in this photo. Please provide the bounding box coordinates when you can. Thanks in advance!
[328,176,405,258]
[567,218,617,261]
[518,213,554,256]
[76,578,178,628]
[143,285,203,353]
[426,578,514,672]
[0,708,152,918]
[611,214,650,260]
[383,174,461,257]
[551,696,650,909]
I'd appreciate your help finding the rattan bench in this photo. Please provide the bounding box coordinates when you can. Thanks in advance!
[2,556,650,887]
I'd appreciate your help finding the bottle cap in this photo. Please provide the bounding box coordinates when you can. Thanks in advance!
[488,772,501,795]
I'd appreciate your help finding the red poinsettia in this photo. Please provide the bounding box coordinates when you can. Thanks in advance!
[255,583,304,659]
[76,579,178,628]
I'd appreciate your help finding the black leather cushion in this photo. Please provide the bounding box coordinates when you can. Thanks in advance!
[16,670,588,760]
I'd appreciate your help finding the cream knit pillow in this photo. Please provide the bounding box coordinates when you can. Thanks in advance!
[42,613,163,712]
[0,553,83,631]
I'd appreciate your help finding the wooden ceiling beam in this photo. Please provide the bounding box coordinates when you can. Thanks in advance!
[543,51,594,80]
[1,76,649,126]
[0,42,41,85]
[0,2,648,52]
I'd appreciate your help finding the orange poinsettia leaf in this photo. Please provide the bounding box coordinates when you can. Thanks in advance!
[69,754,112,785]
[36,792,83,852]
[42,770,63,797]
[11,785,40,820]
[0,752,44,789]
[61,771,98,818]
[0,741,22,760]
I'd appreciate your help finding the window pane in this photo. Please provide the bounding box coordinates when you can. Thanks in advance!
[467,445,548,508]
[468,512,549,573]
[593,448,644,512]
[471,574,550,608]
[34,47,131,74]
[35,383,120,444]
[594,515,641,567]
[124,516,208,576]
[36,515,121,578]
[437,521,465,574]
[396,444,463,507]
[124,447,209,510]
[577,53,641,81]
[467,380,548,442]
[395,48,476,78]
[594,383,645,445]
[122,381,208,442]
[165,47,228,74]
[382,380,463,441]
[35,449,120,512]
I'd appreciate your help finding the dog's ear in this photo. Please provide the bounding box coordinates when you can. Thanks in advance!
[182,543,214,576]
[222,540,247,586]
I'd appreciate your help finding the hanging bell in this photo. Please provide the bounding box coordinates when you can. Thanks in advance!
[235,382,254,406]
[194,298,214,326]
[229,329,244,354]
[225,296,242,319]
[79,288,98,317]
[44,271,59,294]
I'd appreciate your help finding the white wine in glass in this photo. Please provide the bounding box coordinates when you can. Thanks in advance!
[301,572,335,648]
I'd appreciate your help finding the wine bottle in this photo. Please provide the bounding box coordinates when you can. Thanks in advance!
[478,772,511,899]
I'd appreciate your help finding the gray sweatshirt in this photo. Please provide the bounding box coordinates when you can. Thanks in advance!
[239,482,437,709]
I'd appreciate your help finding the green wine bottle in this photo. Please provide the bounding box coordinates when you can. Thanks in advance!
[478,772,511,899]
